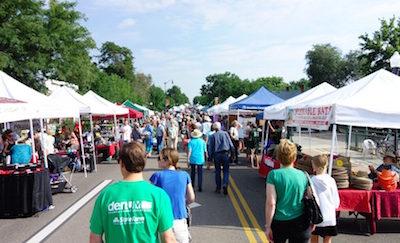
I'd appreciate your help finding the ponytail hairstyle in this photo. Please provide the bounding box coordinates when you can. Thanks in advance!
[311,155,328,173]
[169,149,181,170]
[160,148,181,170]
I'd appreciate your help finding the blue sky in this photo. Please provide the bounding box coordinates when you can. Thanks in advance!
[74,0,400,102]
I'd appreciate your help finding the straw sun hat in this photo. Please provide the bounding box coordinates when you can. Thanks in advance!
[191,129,203,138]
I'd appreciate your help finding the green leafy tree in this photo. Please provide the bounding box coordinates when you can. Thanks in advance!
[289,78,309,90]
[359,16,400,75]
[200,72,242,104]
[166,85,189,107]
[135,72,152,105]
[252,77,287,92]
[0,0,45,90]
[149,85,165,111]
[43,0,96,92]
[305,44,348,87]
[0,0,96,92]
[340,50,366,86]
[98,41,135,82]
[92,71,133,103]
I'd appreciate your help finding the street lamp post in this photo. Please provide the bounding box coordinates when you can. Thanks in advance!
[164,79,173,113]
[390,51,400,155]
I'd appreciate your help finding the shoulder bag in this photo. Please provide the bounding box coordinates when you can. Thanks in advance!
[302,171,323,224]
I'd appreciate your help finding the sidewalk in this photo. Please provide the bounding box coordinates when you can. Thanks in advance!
[291,131,382,173]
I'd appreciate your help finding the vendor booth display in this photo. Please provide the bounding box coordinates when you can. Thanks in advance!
[287,69,400,175]
[332,167,349,189]
[0,165,52,218]
[350,174,373,190]
[338,183,400,235]
[377,169,398,191]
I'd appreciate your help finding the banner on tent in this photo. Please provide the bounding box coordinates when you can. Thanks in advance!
[286,106,333,130]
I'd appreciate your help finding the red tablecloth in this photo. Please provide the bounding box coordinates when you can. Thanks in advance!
[338,185,400,234]
[338,189,372,213]
[95,142,117,157]
[374,189,400,220]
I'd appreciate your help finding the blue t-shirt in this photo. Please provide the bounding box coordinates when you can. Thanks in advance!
[188,138,207,165]
[150,170,191,220]
[205,130,216,145]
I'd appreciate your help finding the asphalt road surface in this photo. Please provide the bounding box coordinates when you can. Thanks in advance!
[1,132,400,243]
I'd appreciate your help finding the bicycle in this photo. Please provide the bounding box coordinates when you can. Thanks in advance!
[374,133,396,159]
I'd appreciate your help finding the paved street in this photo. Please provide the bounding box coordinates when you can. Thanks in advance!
[1,131,400,242]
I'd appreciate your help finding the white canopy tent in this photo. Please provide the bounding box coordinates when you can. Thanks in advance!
[207,96,235,115]
[288,69,400,175]
[208,95,248,115]
[49,86,116,175]
[83,90,129,147]
[0,97,33,123]
[263,82,337,120]
[0,71,80,169]
[0,71,79,119]
[83,90,129,115]
[261,82,337,149]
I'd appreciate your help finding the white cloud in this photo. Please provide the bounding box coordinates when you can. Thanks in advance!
[94,0,176,13]
[117,18,136,29]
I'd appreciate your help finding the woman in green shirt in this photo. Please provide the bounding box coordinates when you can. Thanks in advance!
[265,139,314,243]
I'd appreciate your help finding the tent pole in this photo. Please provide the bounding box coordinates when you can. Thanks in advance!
[90,114,97,172]
[29,119,36,163]
[298,126,301,146]
[39,118,48,168]
[328,124,337,176]
[114,113,119,151]
[265,122,270,148]
[261,120,265,148]
[78,116,87,178]
[308,125,311,155]
[335,129,339,156]
[347,125,352,157]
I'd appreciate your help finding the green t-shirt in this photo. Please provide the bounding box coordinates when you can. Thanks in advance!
[266,168,308,221]
[90,180,174,243]
[248,129,259,149]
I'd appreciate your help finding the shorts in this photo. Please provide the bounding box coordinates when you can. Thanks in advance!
[250,148,258,156]
[172,218,189,243]
[312,225,338,237]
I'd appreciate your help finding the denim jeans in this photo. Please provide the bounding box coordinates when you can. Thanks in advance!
[157,136,164,153]
[190,164,203,188]
[214,152,230,190]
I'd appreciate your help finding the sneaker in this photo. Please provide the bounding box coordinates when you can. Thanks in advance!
[48,205,55,210]
[223,186,228,195]
[215,189,221,193]
[198,187,202,192]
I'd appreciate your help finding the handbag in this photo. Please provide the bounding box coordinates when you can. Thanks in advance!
[302,171,323,224]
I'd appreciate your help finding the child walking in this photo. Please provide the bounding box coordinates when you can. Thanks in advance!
[310,155,340,243]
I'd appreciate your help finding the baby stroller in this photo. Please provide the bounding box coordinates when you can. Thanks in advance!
[47,154,78,194]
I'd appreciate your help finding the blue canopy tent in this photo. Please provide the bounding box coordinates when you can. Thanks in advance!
[229,86,283,111]
[229,86,284,150]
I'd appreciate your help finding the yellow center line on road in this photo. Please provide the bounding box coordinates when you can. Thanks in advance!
[227,186,257,242]
[229,175,268,243]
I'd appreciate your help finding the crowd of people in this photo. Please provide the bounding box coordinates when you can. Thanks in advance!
[5,110,399,243]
